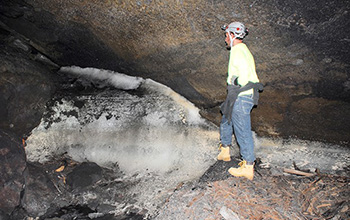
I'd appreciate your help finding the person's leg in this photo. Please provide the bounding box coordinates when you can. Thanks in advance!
[220,114,234,146]
[218,114,234,161]
[229,95,255,180]
[231,95,255,162]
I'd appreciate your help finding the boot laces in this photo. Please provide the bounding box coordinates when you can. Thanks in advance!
[238,160,247,167]
[218,143,223,150]
[218,143,231,150]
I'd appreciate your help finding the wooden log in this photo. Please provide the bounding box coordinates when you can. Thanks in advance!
[283,168,315,177]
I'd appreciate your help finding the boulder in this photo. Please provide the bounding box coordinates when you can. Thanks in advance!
[0,130,26,215]
[0,21,55,138]
[21,163,58,217]
[66,162,103,191]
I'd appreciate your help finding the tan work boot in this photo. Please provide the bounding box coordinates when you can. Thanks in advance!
[217,144,231,161]
[228,160,254,180]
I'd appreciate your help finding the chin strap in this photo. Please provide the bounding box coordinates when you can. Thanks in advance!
[229,33,235,48]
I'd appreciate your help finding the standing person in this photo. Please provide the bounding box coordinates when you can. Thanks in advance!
[217,22,263,180]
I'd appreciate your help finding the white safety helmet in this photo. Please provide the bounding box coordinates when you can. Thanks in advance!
[221,22,248,39]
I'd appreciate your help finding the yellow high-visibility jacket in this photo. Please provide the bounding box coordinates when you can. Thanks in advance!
[227,43,259,96]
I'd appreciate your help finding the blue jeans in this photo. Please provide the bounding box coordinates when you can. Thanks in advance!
[220,95,255,162]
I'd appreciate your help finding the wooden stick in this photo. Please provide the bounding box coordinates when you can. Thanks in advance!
[283,168,315,177]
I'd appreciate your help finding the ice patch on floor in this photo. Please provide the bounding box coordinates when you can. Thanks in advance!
[255,137,350,174]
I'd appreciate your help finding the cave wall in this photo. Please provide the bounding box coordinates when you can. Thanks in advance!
[0,0,349,144]
[0,23,55,137]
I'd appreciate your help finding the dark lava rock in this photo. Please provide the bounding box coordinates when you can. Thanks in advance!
[199,157,265,184]
[22,162,58,217]
[199,157,241,183]
[0,22,55,138]
[37,160,144,220]
[0,210,10,220]
[0,130,26,215]
[66,162,103,191]
[44,205,95,220]
[44,205,144,220]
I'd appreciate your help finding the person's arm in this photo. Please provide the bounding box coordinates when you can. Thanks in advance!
[227,49,240,85]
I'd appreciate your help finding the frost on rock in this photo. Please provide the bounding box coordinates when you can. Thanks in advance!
[25,71,220,217]
[25,71,219,190]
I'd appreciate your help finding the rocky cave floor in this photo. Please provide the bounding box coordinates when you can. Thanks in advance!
[10,154,350,220]
[6,74,350,220]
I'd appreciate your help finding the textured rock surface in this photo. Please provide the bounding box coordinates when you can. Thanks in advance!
[0,21,55,137]
[0,19,56,218]
[0,0,349,143]
[66,162,103,191]
[0,130,26,215]
[21,163,58,217]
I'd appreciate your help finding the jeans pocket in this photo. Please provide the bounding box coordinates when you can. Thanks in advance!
[241,99,254,114]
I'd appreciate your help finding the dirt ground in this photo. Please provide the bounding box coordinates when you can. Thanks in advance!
[155,158,350,220]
